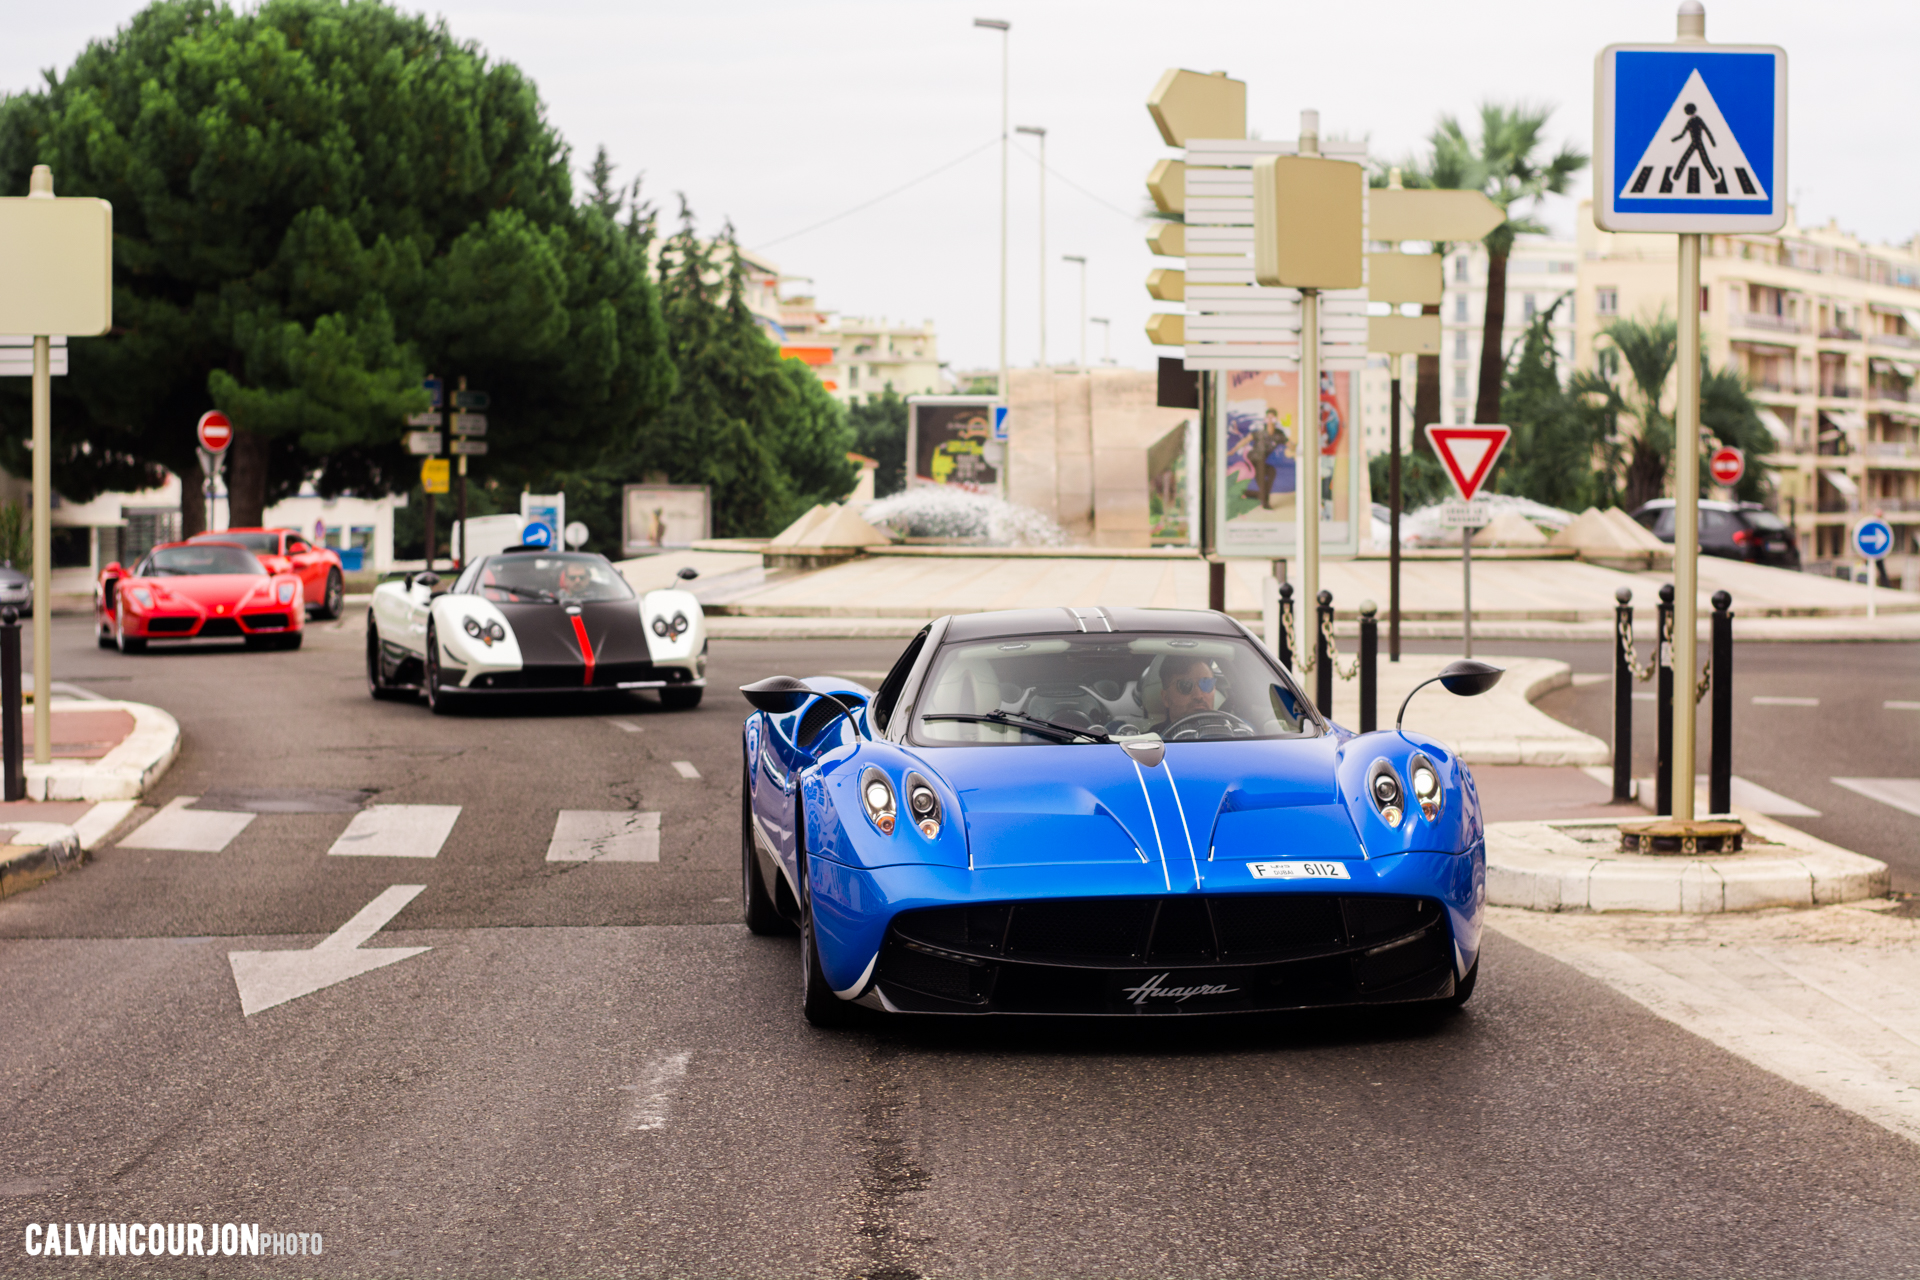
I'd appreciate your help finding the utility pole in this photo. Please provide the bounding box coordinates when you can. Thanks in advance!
[1063,254,1087,368]
[1016,125,1046,367]
[1091,317,1111,363]
[456,375,468,564]
[974,18,1010,400]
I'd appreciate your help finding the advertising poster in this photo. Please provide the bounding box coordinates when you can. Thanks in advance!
[906,397,999,492]
[622,484,711,553]
[1213,368,1358,558]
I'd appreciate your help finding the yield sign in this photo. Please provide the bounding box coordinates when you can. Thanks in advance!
[1425,425,1511,503]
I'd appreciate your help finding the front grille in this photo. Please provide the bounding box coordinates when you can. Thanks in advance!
[199,618,243,638]
[240,612,289,631]
[878,893,1452,1016]
[467,662,689,691]
[146,617,196,634]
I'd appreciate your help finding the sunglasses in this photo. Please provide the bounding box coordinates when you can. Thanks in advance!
[1170,676,1217,696]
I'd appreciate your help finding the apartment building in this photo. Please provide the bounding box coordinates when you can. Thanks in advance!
[1440,236,1581,427]
[1574,202,1920,575]
[779,297,944,406]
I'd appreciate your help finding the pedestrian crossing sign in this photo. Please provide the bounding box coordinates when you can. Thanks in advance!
[1595,43,1786,232]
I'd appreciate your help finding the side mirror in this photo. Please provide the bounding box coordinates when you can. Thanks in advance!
[676,566,699,581]
[103,562,124,578]
[740,675,813,714]
[1396,659,1504,731]
[413,571,440,589]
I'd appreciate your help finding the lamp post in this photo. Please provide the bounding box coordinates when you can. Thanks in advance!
[1015,124,1046,367]
[1090,317,1111,363]
[974,18,1010,400]
[1062,254,1087,369]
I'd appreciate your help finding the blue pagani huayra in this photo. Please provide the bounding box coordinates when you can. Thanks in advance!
[738,606,1502,1026]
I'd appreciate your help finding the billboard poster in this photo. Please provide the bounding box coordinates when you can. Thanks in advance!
[906,396,999,492]
[1212,368,1359,558]
[622,484,711,554]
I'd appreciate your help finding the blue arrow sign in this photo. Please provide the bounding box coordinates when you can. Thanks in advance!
[522,521,554,548]
[992,405,1010,442]
[1596,42,1786,233]
[1853,519,1893,561]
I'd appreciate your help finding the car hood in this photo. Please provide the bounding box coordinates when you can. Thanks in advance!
[495,600,651,666]
[917,735,1363,878]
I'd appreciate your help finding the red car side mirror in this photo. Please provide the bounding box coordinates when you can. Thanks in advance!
[103,562,124,578]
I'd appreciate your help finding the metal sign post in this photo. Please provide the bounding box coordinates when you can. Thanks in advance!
[1854,518,1892,620]
[1596,2,1786,830]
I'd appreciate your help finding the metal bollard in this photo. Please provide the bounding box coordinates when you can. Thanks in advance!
[1612,587,1633,803]
[1709,590,1733,815]
[1207,560,1226,613]
[1655,583,1675,817]
[1314,589,1333,718]
[1358,600,1377,732]
[1277,582,1294,671]
[1,606,21,801]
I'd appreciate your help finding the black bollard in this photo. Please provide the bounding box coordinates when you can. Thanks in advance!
[1277,582,1294,671]
[1207,560,1226,613]
[1655,583,1675,817]
[1358,599,1377,732]
[1612,587,1633,803]
[1,606,20,801]
[1709,590,1734,815]
[1314,589,1333,718]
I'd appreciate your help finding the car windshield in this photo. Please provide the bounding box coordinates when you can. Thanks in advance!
[474,553,634,604]
[1745,511,1789,532]
[912,631,1315,745]
[144,545,266,576]
[193,531,278,554]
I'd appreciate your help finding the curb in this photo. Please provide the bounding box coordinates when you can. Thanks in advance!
[25,700,181,802]
[1485,811,1890,914]
[0,822,83,899]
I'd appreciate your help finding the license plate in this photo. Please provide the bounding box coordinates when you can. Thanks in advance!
[1248,861,1350,880]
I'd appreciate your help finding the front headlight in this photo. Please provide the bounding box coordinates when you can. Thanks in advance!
[277,581,296,604]
[651,617,670,637]
[1408,753,1442,821]
[131,587,153,609]
[904,772,942,839]
[1367,759,1404,827]
[860,766,897,835]
[463,616,484,640]
[486,620,505,642]
[670,612,689,636]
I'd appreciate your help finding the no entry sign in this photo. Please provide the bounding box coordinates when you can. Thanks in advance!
[197,410,233,453]
[1709,445,1744,486]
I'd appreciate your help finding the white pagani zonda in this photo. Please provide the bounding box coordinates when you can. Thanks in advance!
[367,548,707,713]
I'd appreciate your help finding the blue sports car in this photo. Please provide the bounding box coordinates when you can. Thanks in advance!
[739,606,1501,1025]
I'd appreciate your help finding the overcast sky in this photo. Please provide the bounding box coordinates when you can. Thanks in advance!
[8,0,1917,376]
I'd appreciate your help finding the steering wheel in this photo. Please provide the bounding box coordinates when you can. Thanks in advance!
[1159,709,1257,741]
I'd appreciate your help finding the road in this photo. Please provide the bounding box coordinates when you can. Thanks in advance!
[3,612,1919,1278]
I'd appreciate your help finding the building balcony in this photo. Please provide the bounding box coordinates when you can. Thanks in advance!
[1868,385,1913,403]
[1819,326,1864,341]
[1820,385,1862,399]
[1750,379,1810,397]
[1869,330,1920,350]
[1734,311,1806,334]
[1866,442,1917,460]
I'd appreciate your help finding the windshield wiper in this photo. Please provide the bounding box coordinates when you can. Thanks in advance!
[921,710,1110,744]
[498,586,557,602]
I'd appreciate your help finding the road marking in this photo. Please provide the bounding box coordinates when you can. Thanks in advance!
[545,811,661,862]
[227,885,430,1016]
[671,761,701,780]
[1751,695,1819,707]
[1832,778,1920,820]
[327,804,461,858]
[827,670,888,681]
[605,718,644,733]
[118,796,256,852]
[1887,701,1920,712]
[1727,776,1821,817]
[1631,692,1655,701]
[621,1051,691,1131]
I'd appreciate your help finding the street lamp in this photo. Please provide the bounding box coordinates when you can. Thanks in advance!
[1090,317,1111,364]
[974,18,1009,400]
[1062,254,1087,369]
[1015,125,1046,367]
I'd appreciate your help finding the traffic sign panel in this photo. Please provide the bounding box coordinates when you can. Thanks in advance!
[420,458,450,493]
[1595,42,1786,232]
[1439,501,1492,529]
[1853,519,1893,561]
[450,413,486,436]
[1425,425,1511,503]
[405,411,443,428]
[450,439,487,456]
[197,410,232,452]
[1709,445,1744,486]
[992,406,1010,442]
[405,431,442,455]
[423,377,443,408]
[451,389,489,410]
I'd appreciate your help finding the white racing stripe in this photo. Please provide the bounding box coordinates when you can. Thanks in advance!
[119,797,256,853]
[327,805,461,858]
[622,1051,691,1132]
[545,811,661,862]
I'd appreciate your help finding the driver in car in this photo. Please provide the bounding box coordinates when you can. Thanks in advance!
[555,560,595,601]
[1154,655,1218,732]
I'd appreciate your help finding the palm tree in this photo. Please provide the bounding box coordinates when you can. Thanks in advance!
[1424,104,1587,425]
[1571,314,1676,509]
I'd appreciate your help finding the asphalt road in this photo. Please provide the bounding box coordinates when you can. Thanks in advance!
[4,613,1919,1278]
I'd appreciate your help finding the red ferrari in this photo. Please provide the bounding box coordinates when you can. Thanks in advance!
[188,526,346,618]
[96,541,307,653]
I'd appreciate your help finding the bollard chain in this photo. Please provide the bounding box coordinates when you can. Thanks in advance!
[1617,611,1656,682]
[1695,651,1712,704]
[1321,609,1360,682]
[1284,605,1310,674]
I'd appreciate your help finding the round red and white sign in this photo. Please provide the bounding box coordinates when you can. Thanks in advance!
[1709,445,1744,486]
[197,410,234,453]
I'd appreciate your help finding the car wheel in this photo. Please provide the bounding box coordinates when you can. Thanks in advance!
[742,764,794,937]
[1445,959,1479,1010]
[97,621,114,650]
[424,623,457,715]
[115,607,146,655]
[661,685,703,711]
[367,625,401,700]
[315,568,344,620]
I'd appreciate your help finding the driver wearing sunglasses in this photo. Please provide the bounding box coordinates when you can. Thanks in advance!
[1156,655,1218,728]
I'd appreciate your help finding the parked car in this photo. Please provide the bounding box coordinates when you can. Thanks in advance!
[188,527,346,618]
[738,606,1502,1027]
[1630,499,1801,569]
[366,547,706,713]
[0,562,31,618]
[96,541,306,652]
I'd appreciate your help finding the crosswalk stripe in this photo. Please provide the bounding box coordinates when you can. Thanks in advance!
[545,810,661,862]
[605,719,644,733]
[1752,696,1819,707]
[118,796,256,853]
[327,804,461,858]
[1832,778,1920,820]
[672,761,701,780]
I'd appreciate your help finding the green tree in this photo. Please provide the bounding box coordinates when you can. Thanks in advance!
[641,205,854,537]
[0,0,672,532]
[1490,293,1616,511]
[848,386,908,498]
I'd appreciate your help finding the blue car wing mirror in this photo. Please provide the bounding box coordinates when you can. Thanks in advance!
[1396,659,1504,731]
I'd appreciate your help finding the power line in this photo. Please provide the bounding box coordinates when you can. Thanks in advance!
[1010,141,1139,224]
[752,138,999,252]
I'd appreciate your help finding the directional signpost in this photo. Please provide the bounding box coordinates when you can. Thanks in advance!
[1596,2,1786,829]
[1853,518,1893,620]
[451,382,488,564]
[1426,424,1511,659]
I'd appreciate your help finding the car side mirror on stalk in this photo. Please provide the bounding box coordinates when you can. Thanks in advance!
[411,571,440,590]
[740,675,867,739]
[1395,659,1504,731]
[676,566,699,581]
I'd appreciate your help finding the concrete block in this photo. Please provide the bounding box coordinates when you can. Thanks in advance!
[1715,860,1814,911]
[1587,861,1684,913]
[1676,861,1725,913]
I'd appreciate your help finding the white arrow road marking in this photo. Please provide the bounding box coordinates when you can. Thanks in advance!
[118,796,256,852]
[621,1051,691,1131]
[545,811,661,862]
[1832,778,1920,820]
[326,804,461,858]
[671,761,701,780]
[227,885,429,1017]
